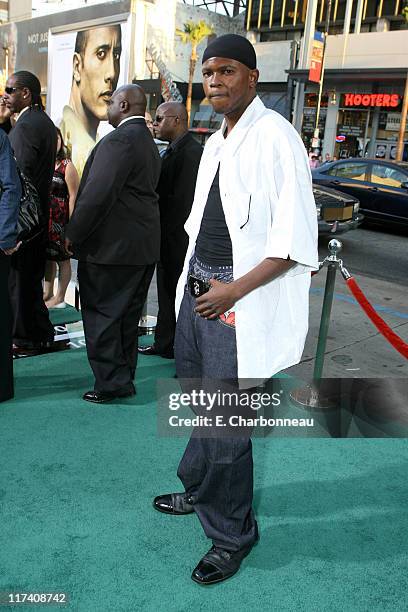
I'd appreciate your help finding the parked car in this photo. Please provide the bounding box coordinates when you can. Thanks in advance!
[313,184,363,235]
[312,158,408,228]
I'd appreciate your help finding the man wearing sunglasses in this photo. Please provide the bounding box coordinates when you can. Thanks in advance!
[138,102,202,360]
[4,71,57,355]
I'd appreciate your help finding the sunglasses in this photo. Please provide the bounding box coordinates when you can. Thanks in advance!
[4,86,21,94]
[154,115,178,123]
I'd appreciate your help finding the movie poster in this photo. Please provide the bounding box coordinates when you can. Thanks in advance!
[48,22,129,177]
[0,22,18,93]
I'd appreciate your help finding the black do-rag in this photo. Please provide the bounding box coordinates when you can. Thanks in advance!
[202,34,257,70]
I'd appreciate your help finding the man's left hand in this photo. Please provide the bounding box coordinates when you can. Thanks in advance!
[195,278,239,319]
[64,238,74,256]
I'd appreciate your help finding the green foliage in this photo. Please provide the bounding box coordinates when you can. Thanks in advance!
[403,1,408,22]
[176,20,214,49]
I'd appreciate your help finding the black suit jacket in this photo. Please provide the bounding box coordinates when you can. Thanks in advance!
[67,118,161,266]
[158,132,202,265]
[8,107,57,213]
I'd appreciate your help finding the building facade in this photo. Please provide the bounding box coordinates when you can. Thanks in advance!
[244,0,408,159]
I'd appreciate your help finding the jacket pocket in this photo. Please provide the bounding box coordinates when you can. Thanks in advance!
[231,191,269,236]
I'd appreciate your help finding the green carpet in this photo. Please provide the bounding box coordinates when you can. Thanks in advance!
[0,349,407,611]
[48,305,82,326]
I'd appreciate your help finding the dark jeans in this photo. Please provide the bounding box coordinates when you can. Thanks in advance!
[174,256,257,552]
[78,261,155,393]
[0,254,13,402]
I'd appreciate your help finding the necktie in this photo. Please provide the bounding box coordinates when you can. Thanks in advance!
[160,147,171,159]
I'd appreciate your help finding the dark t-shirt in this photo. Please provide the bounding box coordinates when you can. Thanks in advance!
[195,166,233,266]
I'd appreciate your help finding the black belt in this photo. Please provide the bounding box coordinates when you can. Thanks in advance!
[188,274,211,298]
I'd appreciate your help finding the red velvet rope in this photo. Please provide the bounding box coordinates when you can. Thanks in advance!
[346,277,408,360]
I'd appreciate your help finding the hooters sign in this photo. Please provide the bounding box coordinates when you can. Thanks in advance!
[344,93,401,108]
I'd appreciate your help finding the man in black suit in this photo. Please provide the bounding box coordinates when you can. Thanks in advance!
[4,71,57,353]
[138,102,202,359]
[65,85,161,403]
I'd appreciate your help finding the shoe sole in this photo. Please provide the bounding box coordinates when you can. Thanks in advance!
[139,352,174,359]
[83,397,114,404]
[191,567,240,586]
[83,392,136,404]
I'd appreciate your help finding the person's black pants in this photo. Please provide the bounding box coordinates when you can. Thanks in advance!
[154,255,184,355]
[9,236,54,346]
[78,261,155,393]
[0,254,13,402]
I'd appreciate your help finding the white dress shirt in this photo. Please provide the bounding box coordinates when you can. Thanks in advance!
[175,96,319,379]
[117,115,146,127]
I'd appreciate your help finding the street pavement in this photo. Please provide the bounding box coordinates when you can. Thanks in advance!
[285,225,407,380]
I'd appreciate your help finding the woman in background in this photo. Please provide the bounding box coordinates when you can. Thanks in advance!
[44,127,79,309]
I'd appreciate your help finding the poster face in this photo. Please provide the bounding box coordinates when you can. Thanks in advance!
[0,1,131,91]
[48,22,128,177]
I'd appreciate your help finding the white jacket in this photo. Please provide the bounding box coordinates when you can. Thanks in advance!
[176,96,319,379]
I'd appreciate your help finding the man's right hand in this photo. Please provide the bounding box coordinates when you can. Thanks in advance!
[2,241,22,256]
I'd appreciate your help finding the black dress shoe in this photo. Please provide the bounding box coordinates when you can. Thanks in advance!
[153,492,195,515]
[82,386,135,404]
[138,345,174,359]
[12,345,42,358]
[12,339,55,357]
[191,543,254,585]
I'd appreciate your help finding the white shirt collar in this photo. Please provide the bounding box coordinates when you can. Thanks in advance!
[208,96,266,157]
[16,105,30,122]
[117,115,145,128]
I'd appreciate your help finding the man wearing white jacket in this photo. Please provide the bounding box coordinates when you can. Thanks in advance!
[153,34,318,585]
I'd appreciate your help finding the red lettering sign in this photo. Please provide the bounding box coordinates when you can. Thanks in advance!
[343,93,401,107]
[390,94,399,107]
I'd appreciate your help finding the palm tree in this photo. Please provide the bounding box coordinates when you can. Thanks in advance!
[176,20,214,125]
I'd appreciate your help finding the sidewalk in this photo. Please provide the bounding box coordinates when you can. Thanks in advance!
[286,269,408,380]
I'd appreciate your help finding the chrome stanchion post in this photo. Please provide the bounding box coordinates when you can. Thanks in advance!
[313,239,341,381]
[290,239,342,410]
[138,299,157,336]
